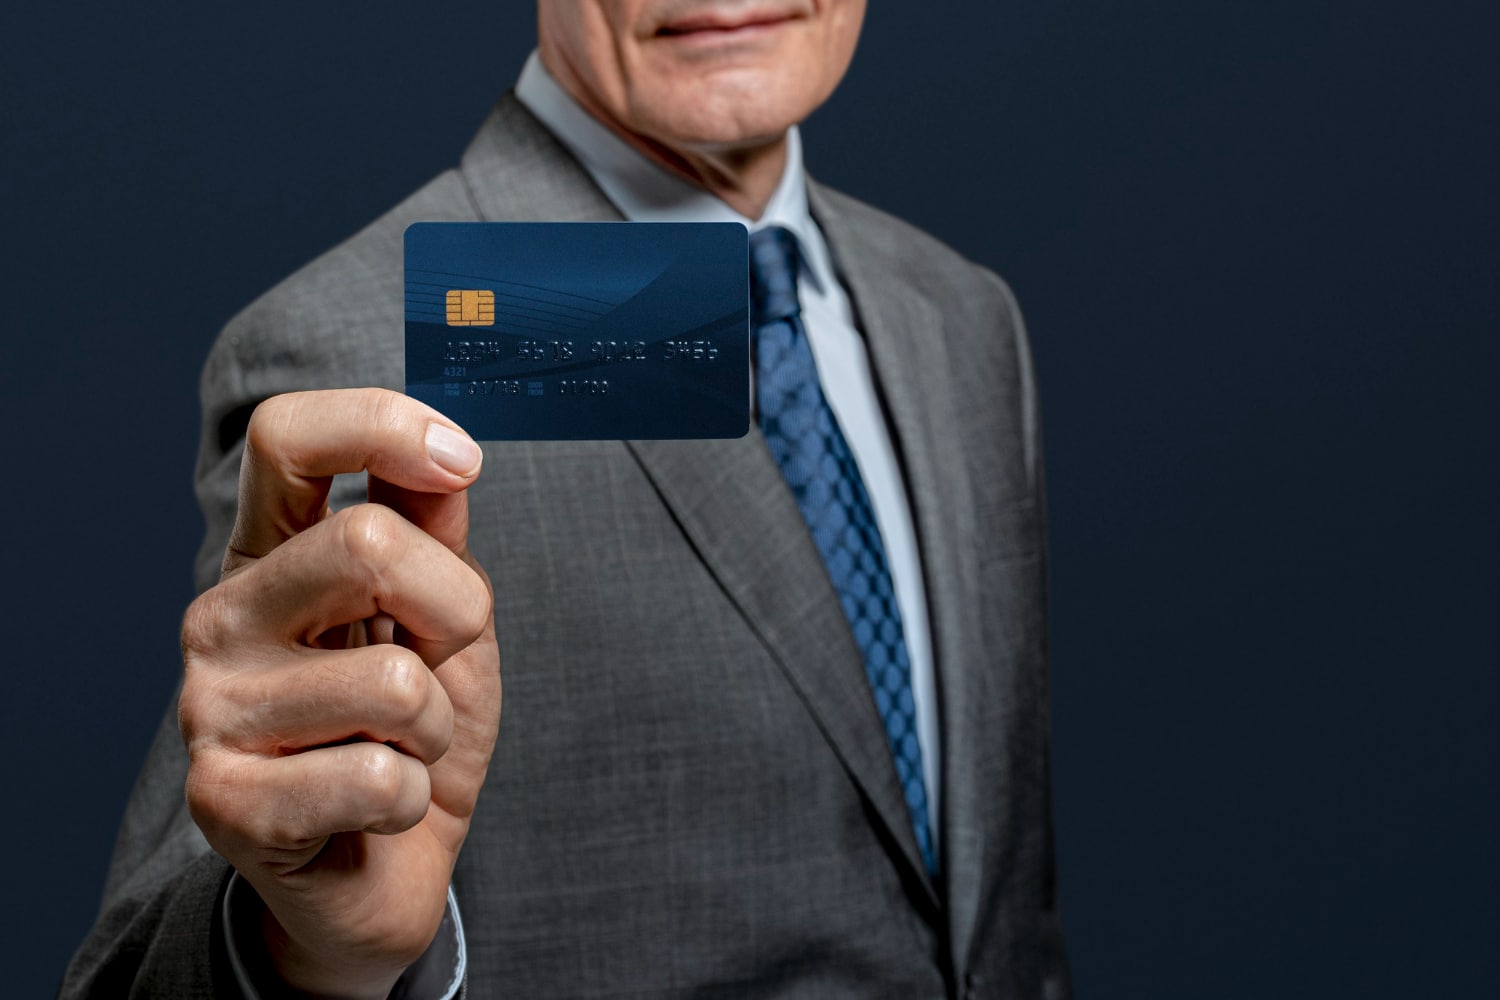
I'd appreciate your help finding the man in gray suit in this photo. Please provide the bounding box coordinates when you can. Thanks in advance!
[64,2,1068,997]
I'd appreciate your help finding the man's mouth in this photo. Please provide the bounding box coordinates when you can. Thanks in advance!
[655,5,800,39]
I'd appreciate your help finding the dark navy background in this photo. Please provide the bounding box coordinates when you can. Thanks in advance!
[4,2,1496,994]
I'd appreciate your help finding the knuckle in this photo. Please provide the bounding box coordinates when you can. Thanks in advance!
[378,650,428,722]
[352,742,407,807]
[179,593,241,746]
[336,504,407,572]
[184,754,241,838]
[179,589,230,664]
[182,761,215,821]
[177,686,209,745]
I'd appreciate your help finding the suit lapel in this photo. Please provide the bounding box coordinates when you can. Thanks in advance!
[626,434,938,905]
[458,99,942,905]
[808,182,988,970]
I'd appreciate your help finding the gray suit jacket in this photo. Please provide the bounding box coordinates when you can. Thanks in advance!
[62,96,1069,999]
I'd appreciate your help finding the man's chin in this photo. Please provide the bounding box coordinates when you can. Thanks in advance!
[629,81,810,150]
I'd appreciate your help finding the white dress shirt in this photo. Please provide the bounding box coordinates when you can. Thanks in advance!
[514,52,942,820]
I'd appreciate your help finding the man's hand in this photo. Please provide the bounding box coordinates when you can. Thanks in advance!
[178,388,501,999]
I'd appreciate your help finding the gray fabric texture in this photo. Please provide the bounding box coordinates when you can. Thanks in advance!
[61,95,1069,999]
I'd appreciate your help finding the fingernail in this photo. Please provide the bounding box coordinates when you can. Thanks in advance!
[426,423,482,476]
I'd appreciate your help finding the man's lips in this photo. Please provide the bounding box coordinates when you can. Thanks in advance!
[655,7,799,37]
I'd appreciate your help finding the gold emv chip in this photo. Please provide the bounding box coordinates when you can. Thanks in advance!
[446,289,495,327]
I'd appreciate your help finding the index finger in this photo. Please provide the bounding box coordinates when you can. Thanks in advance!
[225,388,482,572]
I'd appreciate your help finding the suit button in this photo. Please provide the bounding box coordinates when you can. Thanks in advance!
[962,972,983,999]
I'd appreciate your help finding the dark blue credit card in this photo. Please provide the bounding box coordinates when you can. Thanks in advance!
[405,222,749,440]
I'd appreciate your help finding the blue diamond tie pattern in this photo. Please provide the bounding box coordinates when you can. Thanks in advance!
[749,226,937,876]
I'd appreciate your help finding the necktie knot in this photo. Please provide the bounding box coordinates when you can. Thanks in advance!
[748,226,804,325]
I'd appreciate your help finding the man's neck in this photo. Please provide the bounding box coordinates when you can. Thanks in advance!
[615,132,788,222]
[538,52,786,221]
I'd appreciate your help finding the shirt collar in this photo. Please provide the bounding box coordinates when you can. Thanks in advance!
[514,50,831,294]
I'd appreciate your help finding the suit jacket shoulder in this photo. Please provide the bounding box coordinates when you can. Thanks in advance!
[808,179,1043,499]
[809,180,1025,334]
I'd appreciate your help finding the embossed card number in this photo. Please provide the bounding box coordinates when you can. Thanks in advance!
[405,222,749,441]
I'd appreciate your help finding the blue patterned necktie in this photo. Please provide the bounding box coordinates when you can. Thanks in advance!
[750,226,937,876]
